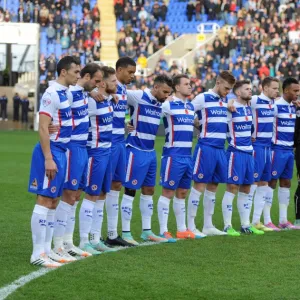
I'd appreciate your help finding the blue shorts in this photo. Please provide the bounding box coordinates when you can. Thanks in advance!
[28,143,66,198]
[123,146,156,190]
[160,156,192,190]
[271,149,294,180]
[64,143,88,191]
[85,149,112,196]
[227,150,254,185]
[253,145,271,182]
[192,143,227,183]
[111,142,126,183]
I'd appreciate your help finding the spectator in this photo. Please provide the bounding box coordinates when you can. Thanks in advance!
[165,31,174,45]
[186,1,195,22]
[82,0,90,13]
[61,32,70,49]
[20,97,30,124]
[39,54,47,75]
[39,4,49,26]
[0,94,8,121]
[195,0,202,21]
[138,7,148,20]
[13,93,21,122]
[47,23,56,43]
[206,0,216,21]
[258,62,270,79]
[131,6,138,27]
[122,7,131,26]
[114,0,123,19]
[137,53,148,69]
[152,1,160,20]
[160,1,168,21]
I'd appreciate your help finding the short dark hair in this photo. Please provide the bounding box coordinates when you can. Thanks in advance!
[80,63,102,78]
[116,57,136,70]
[101,66,116,79]
[218,70,236,85]
[154,74,173,87]
[57,56,80,76]
[262,77,279,89]
[282,77,299,92]
[233,79,251,95]
[172,74,189,91]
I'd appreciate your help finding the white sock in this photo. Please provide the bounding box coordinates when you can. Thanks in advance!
[157,195,171,235]
[222,191,235,228]
[187,187,202,231]
[237,192,250,227]
[173,197,186,232]
[140,194,153,230]
[203,190,216,228]
[121,194,134,232]
[278,187,290,224]
[44,209,56,254]
[64,201,79,245]
[106,190,120,240]
[247,185,257,223]
[90,199,105,245]
[263,187,274,224]
[53,201,72,249]
[252,186,268,225]
[31,205,48,258]
[79,199,95,247]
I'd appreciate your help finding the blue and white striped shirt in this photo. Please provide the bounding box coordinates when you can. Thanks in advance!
[126,88,162,151]
[87,96,113,150]
[227,101,253,153]
[162,97,194,156]
[272,97,296,150]
[68,85,89,147]
[192,89,228,149]
[39,81,72,150]
[251,93,274,147]
[112,82,127,143]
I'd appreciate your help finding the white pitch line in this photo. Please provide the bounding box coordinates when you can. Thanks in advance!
[0,241,165,299]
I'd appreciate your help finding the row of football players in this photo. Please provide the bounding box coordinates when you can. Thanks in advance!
[28,55,300,267]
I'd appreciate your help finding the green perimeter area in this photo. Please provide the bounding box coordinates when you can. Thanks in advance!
[0,131,299,300]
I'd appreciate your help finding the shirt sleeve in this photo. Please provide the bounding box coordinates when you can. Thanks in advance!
[192,94,205,112]
[39,91,57,118]
[127,90,143,107]
[67,90,74,106]
[161,101,171,116]
[250,96,257,109]
[88,97,97,117]
[273,103,278,116]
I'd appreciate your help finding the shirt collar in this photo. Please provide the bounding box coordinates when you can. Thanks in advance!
[173,96,187,103]
[259,93,272,102]
[208,89,221,99]
[49,80,68,91]
[145,88,160,106]
[280,97,292,105]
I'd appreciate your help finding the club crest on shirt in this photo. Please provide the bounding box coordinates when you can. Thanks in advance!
[272,171,277,176]
[42,98,51,107]
[254,173,258,178]
[51,186,56,193]
[92,184,98,191]
[198,173,204,179]
[72,179,77,186]
[30,178,38,190]
[169,180,175,186]
[132,179,138,185]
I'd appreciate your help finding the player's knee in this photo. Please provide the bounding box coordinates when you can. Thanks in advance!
[279,179,291,188]
[62,190,77,205]
[141,186,154,196]
[175,189,188,199]
[111,181,122,191]
[125,188,136,198]
[268,180,277,189]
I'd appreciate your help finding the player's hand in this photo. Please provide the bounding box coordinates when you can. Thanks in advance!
[293,100,300,107]
[48,124,60,134]
[227,99,237,112]
[127,122,135,133]
[112,94,119,104]
[167,95,174,101]
[251,137,256,142]
[45,158,58,181]
[90,90,105,102]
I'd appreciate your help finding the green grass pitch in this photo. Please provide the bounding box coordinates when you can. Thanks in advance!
[1,131,300,300]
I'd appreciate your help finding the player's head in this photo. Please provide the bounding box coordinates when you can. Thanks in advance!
[172,74,192,98]
[152,75,173,103]
[80,63,103,92]
[215,71,236,98]
[282,77,300,102]
[100,66,118,94]
[262,77,280,99]
[233,80,252,102]
[57,56,81,86]
[116,57,136,85]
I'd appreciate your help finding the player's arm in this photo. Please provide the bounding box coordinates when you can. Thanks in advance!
[88,97,97,117]
[227,98,238,112]
[191,94,205,113]
[39,94,58,180]
[127,90,143,107]
[89,88,105,102]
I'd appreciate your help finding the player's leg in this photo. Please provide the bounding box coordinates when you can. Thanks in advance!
[203,147,227,236]
[294,145,300,225]
[252,147,273,231]
[140,151,168,243]
[106,143,126,246]
[277,151,300,229]
[188,144,207,232]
